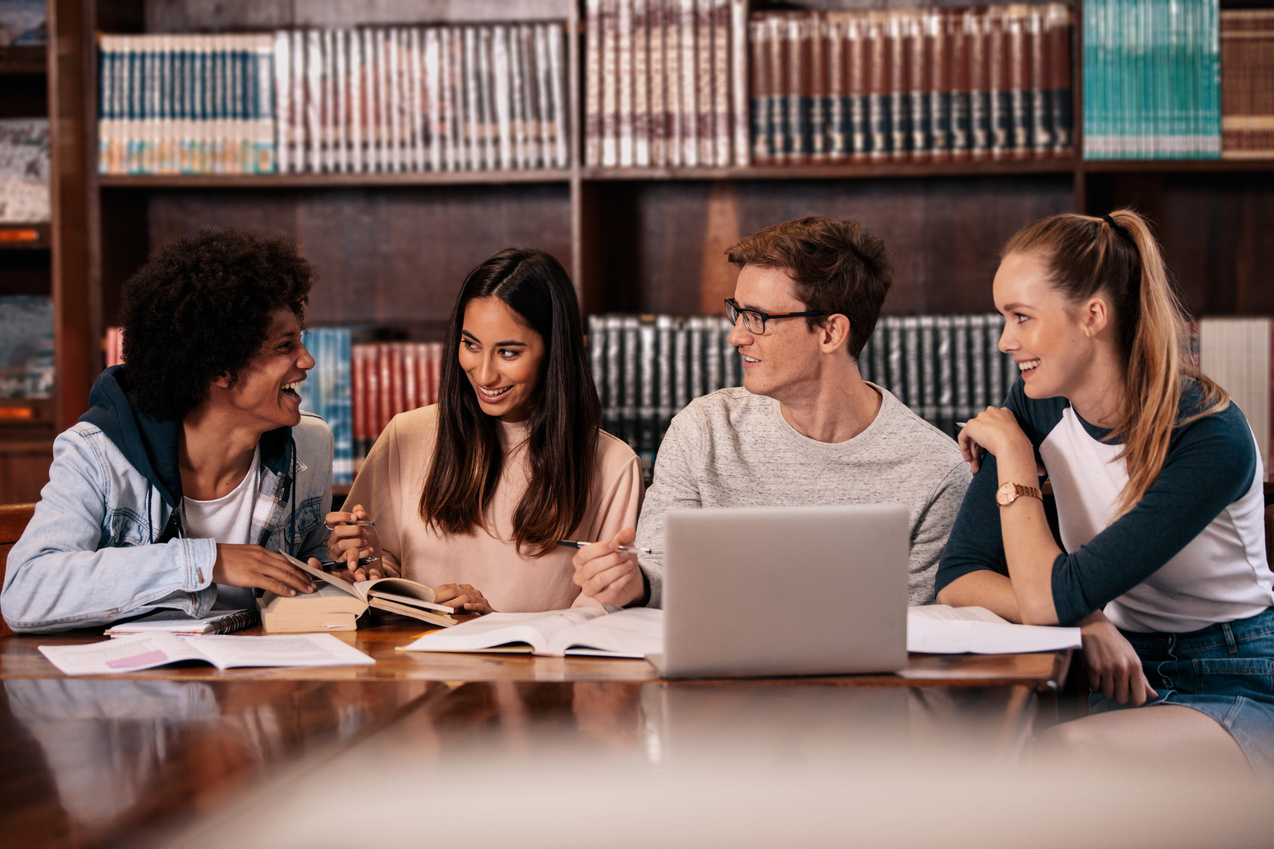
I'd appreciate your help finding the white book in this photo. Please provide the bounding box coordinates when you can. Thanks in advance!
[492,25,513,170]
[349,27,363,173]
[408,27,424,173]
[546,22,569,168]
[507,23,527,169]
[274,30,290,173]
[907,605,1081,655]
[424,27,442,171]
[39,632,375,675]
[332,29,347,173]
[401,608,663,658]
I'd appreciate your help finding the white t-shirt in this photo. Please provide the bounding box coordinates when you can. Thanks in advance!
[182,446,261,610]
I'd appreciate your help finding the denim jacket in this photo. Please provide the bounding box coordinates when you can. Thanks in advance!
[2,367,332,633]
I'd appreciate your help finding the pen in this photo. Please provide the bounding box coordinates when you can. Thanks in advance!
[319,556,381,571]
[325,519,376,529]
[956,422,968,428]
[556,540,653,556]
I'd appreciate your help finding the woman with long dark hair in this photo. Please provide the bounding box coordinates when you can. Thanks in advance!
[936,210,1273,776]
[326,248,643,612]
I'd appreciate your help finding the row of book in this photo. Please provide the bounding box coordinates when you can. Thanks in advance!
[96,23,569,176]
[275,23,569,175]
[0,118,49,223]
[301,333,446,484]
[749,4,1073,164]
[98,313,1274,486]
[1220,9,1274,159]
[586,313,1021,473]
[584,0,748,169]
[0,295,53,399]
[1198,317,1273,473]
[97,33,277,175]
[1082,0,1220,159]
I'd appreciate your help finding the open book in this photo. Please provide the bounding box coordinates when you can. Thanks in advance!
[38,632,375,675]
[907,605,1082,654]
[258,553,458,633]
[400,608,663,659]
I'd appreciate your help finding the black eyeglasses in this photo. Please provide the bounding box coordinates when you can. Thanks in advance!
[724,298,829,335]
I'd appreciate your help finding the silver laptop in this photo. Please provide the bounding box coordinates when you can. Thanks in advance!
[649,504,909,678]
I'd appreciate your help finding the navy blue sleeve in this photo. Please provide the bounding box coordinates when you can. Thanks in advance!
[1050,402,1257,625]
[934,380,1060,596]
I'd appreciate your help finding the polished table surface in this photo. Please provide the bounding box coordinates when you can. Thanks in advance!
[0,615,1078,849]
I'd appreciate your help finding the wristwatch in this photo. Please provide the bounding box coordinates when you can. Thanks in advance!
[996,481,1042,507]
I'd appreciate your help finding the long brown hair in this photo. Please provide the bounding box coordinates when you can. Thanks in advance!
[1002,209,1228,514]
[419,248,601,556]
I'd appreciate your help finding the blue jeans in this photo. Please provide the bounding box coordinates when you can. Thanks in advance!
[1090,607,1274,778]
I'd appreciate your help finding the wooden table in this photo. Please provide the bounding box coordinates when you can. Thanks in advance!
[1,617,1072,849]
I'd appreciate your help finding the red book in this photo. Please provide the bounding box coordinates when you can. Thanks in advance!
[929,8,951,162]
[866,11,889,160]
[1027,5,1052,158]
[846,12,868,161]
[1005,5,1031,160]
[987,5,1010,160]
[376,342,393,438]
[967,7,990,161]
[749,14,773,164]
[948,7,971,160]
[1047,2,1073,157]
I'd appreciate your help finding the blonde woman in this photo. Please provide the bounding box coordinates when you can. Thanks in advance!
[936,210,1273,777]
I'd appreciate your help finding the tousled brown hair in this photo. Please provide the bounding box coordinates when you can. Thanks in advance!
[1002,209,1228,514]
[725,216,891,360]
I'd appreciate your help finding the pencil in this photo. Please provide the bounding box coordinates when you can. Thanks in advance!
[556,540,652,556]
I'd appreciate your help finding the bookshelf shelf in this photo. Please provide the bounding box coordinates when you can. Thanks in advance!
[582,158,1079,182]
[0,46,45,75]
[1079,158,1274,174]
[98,170,576,189]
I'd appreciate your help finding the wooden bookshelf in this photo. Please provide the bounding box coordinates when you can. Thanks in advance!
[10,0,1273,502]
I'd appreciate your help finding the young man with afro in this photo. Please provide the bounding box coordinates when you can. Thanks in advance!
[3,228,330,632]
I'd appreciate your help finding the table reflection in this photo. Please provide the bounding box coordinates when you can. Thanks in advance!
[0,677,432,849]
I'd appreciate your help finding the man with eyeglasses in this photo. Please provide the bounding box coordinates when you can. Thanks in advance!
[571,216,970,609]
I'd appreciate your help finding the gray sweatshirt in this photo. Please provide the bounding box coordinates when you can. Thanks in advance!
[635,385,971,607]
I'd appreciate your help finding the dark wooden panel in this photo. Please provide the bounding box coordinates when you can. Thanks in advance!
[132,185,572,331]
[1085,171,1274,318]
[0,445,50,504]
[581,175,1074,316]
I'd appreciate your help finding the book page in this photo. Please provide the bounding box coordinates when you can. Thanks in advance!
[400,608,606,655]
[909,604,1010,624]
[39,632,211,675]
[40,633,375,673]
[906,608,1081,655]
[554,608,663,658]
[283,552,364,601]
[189,634,375,668]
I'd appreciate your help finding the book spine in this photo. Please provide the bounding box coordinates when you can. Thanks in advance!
[825,16,846,162]
[749,15,771,165]
[1006,5,1032,160]
[929,8,950,162]
[887,10,910,161]
[730,0,749,166]
[585,0,603,166]
[618,0,634,166]
[867,12,890,160]
[696,0,714,167]
[633,0,650,167]
[649,0,667,167]
[663,0,682,167]
[766,14,786,164]
[1027,5,1052,158]
[679,0,699,166]
[847,13,868,160]
[807,11,827,164]
[968,8,990,161]
[712,0,732,167]
[1048,2,1072,157]
[909,9,932,161]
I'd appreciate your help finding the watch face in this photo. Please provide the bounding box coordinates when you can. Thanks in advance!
[996,482,1015,506]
